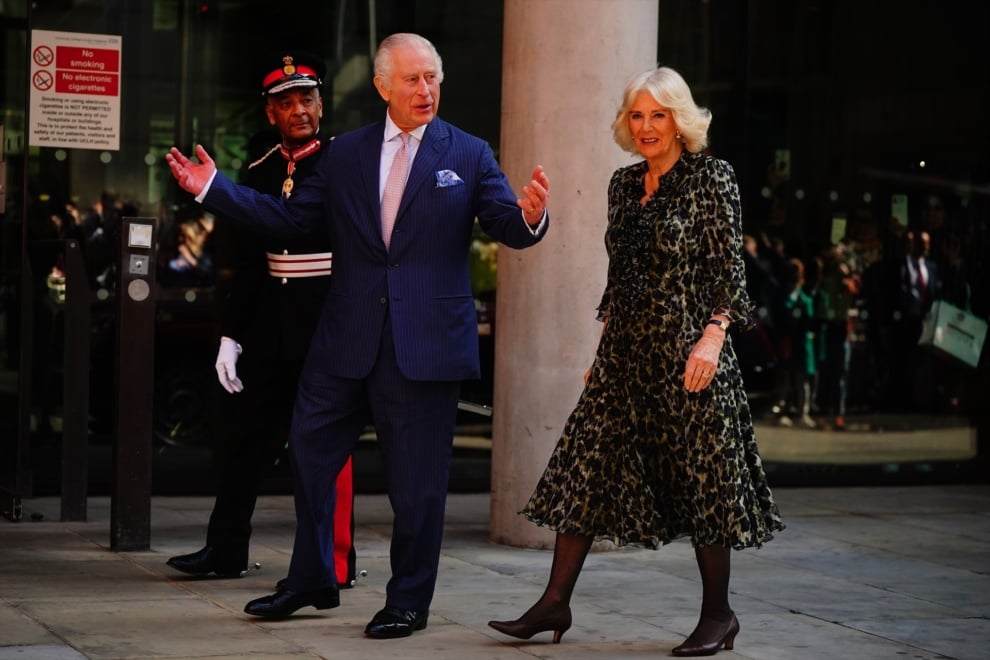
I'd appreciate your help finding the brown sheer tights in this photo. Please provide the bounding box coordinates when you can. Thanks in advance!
[487,532,592,643]
[490,538,740,654]
[672,545,739,656]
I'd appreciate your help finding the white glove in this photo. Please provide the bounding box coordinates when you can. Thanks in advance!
[215,336,244,394]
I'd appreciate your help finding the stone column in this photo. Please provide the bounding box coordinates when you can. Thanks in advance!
[491,0,659,548]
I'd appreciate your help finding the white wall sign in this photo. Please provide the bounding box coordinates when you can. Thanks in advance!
[28,29,122,151]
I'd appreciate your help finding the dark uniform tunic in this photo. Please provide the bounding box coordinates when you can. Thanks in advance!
[208,133,357,585]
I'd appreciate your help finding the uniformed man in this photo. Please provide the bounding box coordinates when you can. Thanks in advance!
[167,51,357,589]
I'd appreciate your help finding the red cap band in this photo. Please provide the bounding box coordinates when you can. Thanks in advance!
[262,65,319,90]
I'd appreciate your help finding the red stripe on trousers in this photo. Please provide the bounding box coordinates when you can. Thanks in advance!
[333,456,354,584]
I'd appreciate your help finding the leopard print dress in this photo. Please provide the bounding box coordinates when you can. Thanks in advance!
[521,152,784,550]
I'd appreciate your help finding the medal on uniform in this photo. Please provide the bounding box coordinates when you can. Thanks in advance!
[283,162,296,198]
[278,138,322,199]
[282,178,294,197]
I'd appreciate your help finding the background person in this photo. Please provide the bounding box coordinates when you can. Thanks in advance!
[160,206,216,288]
[816,242,859,429]
[166,32,550,639]
[888,229,939,411]
[166,51,356,588]
[780,257,818,429]
[487,66,783,657]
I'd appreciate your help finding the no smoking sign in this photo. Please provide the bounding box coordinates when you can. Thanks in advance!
[33,44,54,67]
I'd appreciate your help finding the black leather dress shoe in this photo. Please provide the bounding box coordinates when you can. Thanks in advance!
[243,586,340,619]
[364,606,429,638]
[166,546,245,578]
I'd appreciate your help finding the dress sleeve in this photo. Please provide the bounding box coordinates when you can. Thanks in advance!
[698,158,755,330]
[596,170,623,321]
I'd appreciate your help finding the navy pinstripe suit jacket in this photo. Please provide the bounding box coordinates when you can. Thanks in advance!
[202,117,548,382]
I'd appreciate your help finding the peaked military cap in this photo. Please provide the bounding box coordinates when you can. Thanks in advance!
[261,51,326,96]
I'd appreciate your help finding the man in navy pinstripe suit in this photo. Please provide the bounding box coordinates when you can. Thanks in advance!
[167,32,549,638]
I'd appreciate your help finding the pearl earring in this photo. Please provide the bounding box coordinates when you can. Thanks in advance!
[676,131,682,140]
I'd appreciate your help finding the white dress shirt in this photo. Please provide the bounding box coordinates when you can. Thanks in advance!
[379,115,426,202]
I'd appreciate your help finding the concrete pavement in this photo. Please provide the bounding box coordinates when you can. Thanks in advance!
[1,484,988,659]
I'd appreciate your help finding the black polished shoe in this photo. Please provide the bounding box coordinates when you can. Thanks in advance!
[364,606,429,638]
[166,546,245,578]
[243,585,340,619]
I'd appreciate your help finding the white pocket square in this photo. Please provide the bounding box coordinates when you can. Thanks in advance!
[435,170,464,187]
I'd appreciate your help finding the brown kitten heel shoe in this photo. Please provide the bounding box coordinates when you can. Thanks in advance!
[671,613,740,656]
[487,604,572,644]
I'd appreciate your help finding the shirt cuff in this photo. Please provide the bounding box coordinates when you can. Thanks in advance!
[522,208,547,234]
[194,169,219,203]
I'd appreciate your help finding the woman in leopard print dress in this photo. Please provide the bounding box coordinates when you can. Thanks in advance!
[489,67,784,656]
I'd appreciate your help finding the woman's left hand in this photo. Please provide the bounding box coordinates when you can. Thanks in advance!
[684,324,725,392]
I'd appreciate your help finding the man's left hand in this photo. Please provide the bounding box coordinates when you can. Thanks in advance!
[517,165,550,222]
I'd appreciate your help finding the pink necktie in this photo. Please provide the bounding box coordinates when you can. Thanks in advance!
[381,133,410,249]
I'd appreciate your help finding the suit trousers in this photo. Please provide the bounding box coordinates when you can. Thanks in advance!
[285,314,459,610]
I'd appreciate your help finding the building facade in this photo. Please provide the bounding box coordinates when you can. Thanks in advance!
[2,1,988,506]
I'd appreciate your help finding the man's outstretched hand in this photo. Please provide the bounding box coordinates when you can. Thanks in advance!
[516,165,550,223]
[165,145,216,196]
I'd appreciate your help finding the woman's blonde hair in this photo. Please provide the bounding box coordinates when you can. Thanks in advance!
[612,67,711,155]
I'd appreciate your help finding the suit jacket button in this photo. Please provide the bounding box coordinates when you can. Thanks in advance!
[281,277,288,285]
[380,297,386,304]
